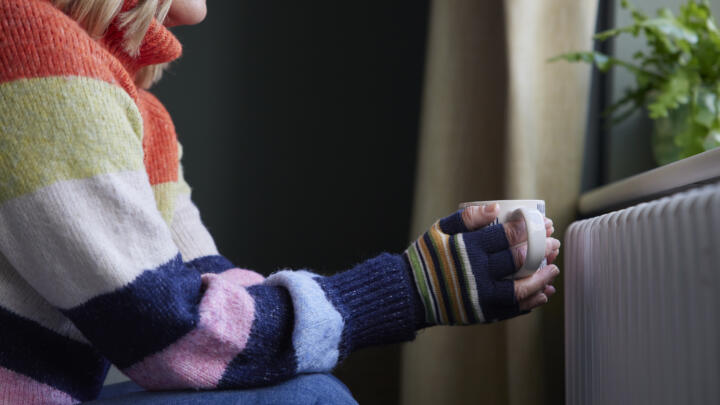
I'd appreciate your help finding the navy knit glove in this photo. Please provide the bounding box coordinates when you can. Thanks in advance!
[404,210,520,325]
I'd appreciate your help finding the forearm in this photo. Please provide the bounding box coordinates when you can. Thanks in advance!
[311,253,421,358]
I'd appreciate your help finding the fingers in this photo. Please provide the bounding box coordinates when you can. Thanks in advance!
[503,219,527,246]
[449,208,556,241]
[544,284,557,295]
[545,217,554,237]
[463,223,510,253]
[481,272,558,321]
[509,238,561,269]
[519,292,547,312]
[482,236,561,279]
[519,291,547,311]
[547,244,560,264]
[437,211,469,235]
[519,284,557,311]
[513,265,560,301]
[461,203,500,231]
[506,216,556,245]
[439,204,500,235]
[488,250,515,279]
[481,279,518,321]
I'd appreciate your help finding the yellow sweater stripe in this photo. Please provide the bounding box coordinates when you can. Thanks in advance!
[0,77,144,204]
[151,182,180,224]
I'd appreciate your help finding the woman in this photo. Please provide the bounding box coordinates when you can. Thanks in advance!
[0,0,561,403]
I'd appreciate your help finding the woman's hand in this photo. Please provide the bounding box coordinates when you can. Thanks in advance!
[462,204,560,312]
[404,203,560,326]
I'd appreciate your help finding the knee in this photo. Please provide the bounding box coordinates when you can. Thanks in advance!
[283,373,357,405]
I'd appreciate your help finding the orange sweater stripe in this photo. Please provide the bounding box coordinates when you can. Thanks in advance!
[0,0,183,187]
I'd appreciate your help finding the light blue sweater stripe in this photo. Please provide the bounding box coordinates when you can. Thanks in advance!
[265,270,344,372]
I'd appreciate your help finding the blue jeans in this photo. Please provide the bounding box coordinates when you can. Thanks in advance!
[86,374,358,404]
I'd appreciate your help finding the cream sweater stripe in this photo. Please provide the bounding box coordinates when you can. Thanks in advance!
[0,253,89,343]
[170,192,220,262]
[0,171,180,309]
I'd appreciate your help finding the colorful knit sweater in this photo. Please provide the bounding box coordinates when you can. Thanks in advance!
[0,1,420,403]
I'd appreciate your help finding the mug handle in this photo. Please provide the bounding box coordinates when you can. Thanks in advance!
[511,208,546,279]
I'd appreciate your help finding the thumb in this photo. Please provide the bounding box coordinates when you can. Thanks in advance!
[461,203,500,231]
[438,204,500,235]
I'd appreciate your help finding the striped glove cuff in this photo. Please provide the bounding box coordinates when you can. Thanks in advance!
[404,211,519,325]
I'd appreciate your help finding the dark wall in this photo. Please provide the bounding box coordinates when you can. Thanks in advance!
[152,2,429,403]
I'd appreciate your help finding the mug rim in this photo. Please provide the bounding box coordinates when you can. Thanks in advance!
[459,199,545,208]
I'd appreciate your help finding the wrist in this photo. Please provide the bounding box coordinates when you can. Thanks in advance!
[401,252,433,329]
[314,253,421,359]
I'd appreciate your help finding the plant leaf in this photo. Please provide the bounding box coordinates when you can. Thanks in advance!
[693,86,717,128]
[604,85,651,124]
[703,129,720,150]
[641,18,699,44]
[647,71,691,118]
[594,25,638,40]
[548,51,662,79]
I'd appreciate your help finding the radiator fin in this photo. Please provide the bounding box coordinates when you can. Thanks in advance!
[565,182,720,404]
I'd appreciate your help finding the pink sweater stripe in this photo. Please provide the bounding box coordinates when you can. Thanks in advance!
[0,367,78,405]
[123,269,256,390]
[222,268,265,287]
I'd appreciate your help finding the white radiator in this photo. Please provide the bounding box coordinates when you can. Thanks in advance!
[565,181,720,405]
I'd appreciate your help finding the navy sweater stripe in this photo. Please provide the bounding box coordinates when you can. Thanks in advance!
[186,254,235,274]
[63,254,201,369]
[218,284,297,388]
[0,307,108,402]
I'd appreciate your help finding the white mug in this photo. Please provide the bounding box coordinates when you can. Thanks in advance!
[458,200,546,279]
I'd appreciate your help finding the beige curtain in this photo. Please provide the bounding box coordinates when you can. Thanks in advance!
[400,1,598,404]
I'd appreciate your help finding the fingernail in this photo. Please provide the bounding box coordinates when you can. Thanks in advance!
[551,266,560,276]
[483,203,498,214]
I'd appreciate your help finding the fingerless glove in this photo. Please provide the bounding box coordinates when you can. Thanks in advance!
[404,210,520,325]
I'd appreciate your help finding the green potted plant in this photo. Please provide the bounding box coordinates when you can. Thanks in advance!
[551,0,720,165]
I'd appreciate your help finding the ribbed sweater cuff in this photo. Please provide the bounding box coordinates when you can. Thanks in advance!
[316,253,423,360]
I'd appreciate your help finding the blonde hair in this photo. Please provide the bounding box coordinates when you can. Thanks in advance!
[53,0,174,89]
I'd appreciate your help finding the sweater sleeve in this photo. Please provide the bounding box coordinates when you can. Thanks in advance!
[0,76,419,391]
[166,152,239,274]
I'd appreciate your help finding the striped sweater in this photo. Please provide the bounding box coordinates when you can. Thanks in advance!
[0,1,420,403]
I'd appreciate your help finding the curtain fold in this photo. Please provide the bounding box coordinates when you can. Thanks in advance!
[400,1,598,404]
